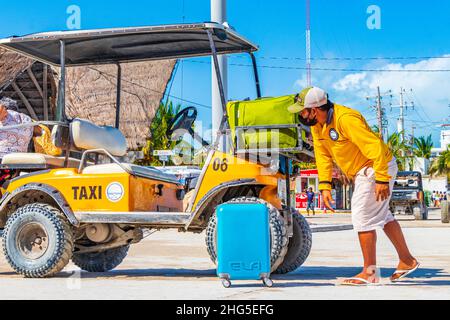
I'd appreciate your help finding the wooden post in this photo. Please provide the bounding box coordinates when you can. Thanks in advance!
[27,67,44,98]
[43,65,49,121]
[11,81,39,120]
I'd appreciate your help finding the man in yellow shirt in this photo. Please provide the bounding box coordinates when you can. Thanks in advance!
[288,87,419,285]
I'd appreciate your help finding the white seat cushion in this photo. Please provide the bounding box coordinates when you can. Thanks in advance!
[70,119,127,156]
[82,163,180,184]
[1,153,81,168]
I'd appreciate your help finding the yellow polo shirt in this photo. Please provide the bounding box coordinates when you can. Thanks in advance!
[311,104,393,191]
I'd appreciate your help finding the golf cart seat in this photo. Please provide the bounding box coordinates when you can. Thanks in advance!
[1,153,81,169]
[71,119,180,185]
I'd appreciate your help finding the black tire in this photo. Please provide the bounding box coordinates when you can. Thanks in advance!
[413,206,423,220]
[442,201,449,223]
[274,211,312,274]
[205,197,288,273]
[72,245,130,272]
[2,203,74,278]
[422,207,428,220]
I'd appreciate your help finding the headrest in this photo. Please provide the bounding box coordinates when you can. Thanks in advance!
[70,119,127,157]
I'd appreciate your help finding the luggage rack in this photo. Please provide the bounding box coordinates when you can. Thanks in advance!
[233,124,314,159]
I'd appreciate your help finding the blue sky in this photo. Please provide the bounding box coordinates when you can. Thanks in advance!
[1,0,449,145]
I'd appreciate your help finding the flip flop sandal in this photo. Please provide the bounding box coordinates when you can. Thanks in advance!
[340,277,380,286]
[390,262,420,282]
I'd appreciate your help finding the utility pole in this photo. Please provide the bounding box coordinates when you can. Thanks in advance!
[211,0,228,142]
[366,86,390,141]
[376,86,383,140]
[306,0,312,86]
[391,87,414,143]
[398,87,405,142]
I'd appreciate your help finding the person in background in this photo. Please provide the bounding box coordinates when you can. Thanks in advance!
[0,97,34,187]
[436,191,440,207]
[0,97,33,157]
[432,191,436,207]
[306,187,316,216]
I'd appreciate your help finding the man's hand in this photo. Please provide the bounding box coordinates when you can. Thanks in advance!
[375,183,390,202]
[0,105,8,122]
[321,190,335,212]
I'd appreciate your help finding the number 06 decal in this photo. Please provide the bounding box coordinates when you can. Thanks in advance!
[212,158,228,172]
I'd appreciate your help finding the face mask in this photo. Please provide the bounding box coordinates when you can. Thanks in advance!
[299,109,318,127]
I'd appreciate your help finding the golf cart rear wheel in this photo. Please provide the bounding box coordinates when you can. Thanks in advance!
[2,203,74,278]
[273,211,312,274]
[72,245,130,272]
[205,197,288,273]
[413,205,427,220]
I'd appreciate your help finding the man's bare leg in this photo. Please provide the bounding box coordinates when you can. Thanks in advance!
[383,220,418,275]
[343,230,378,284]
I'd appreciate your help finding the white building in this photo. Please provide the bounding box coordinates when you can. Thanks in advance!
[431,126,450,157]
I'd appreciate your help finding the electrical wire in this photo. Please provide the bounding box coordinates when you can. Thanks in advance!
[232,55,450,61]
[185,60,450,73]
[88,67,211,110]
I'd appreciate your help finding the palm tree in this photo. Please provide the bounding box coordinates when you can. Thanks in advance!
[429,147,450,177]
[137,100,182,166]
[387,132,412,171]
[413,135,433,159]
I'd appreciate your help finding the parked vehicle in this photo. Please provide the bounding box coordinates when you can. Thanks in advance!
[390,171,428,220]
[0,23,312,278]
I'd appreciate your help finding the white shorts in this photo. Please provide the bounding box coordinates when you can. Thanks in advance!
[351,158,398,232]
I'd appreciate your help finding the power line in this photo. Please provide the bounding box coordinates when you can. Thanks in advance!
[232,55,450,61]
[87,67,211,110]
[185,60,450,73]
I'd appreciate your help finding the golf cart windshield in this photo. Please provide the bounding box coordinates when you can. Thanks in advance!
[0,23,258,66]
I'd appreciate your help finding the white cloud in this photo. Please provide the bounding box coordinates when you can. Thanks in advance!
[332,55,450,113]
[294,55,450,145]
[333,72,368,91]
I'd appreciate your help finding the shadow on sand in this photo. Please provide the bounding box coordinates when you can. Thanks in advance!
[0,266,448,287]
[274,266,450,286]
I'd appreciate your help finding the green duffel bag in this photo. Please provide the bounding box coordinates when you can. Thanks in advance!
[227,95,299,149]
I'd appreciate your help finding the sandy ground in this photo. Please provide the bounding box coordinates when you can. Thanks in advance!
[0,209,449,300]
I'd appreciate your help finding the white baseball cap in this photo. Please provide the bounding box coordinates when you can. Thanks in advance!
[288,87,328,113]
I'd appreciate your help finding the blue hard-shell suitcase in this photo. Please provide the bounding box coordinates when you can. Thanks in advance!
[216,202,272,287]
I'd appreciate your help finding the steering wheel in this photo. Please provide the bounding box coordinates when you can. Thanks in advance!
[167,107,198,139]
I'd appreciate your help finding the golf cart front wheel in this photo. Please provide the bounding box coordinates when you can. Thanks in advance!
[2,203,74,278]
[274,210,312,274]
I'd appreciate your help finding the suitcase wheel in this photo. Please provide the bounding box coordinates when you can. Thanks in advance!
[262,277,273,287]
[222,279,231,288]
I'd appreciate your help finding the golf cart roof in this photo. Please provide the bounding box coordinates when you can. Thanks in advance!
[0,22,258,67]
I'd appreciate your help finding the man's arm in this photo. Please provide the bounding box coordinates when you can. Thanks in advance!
[311,129,334,191]
[311,128,335,211]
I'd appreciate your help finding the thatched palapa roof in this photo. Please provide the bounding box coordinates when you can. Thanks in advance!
[0,47,33,90]
[0,46,176,150]
[65,61,176,150]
